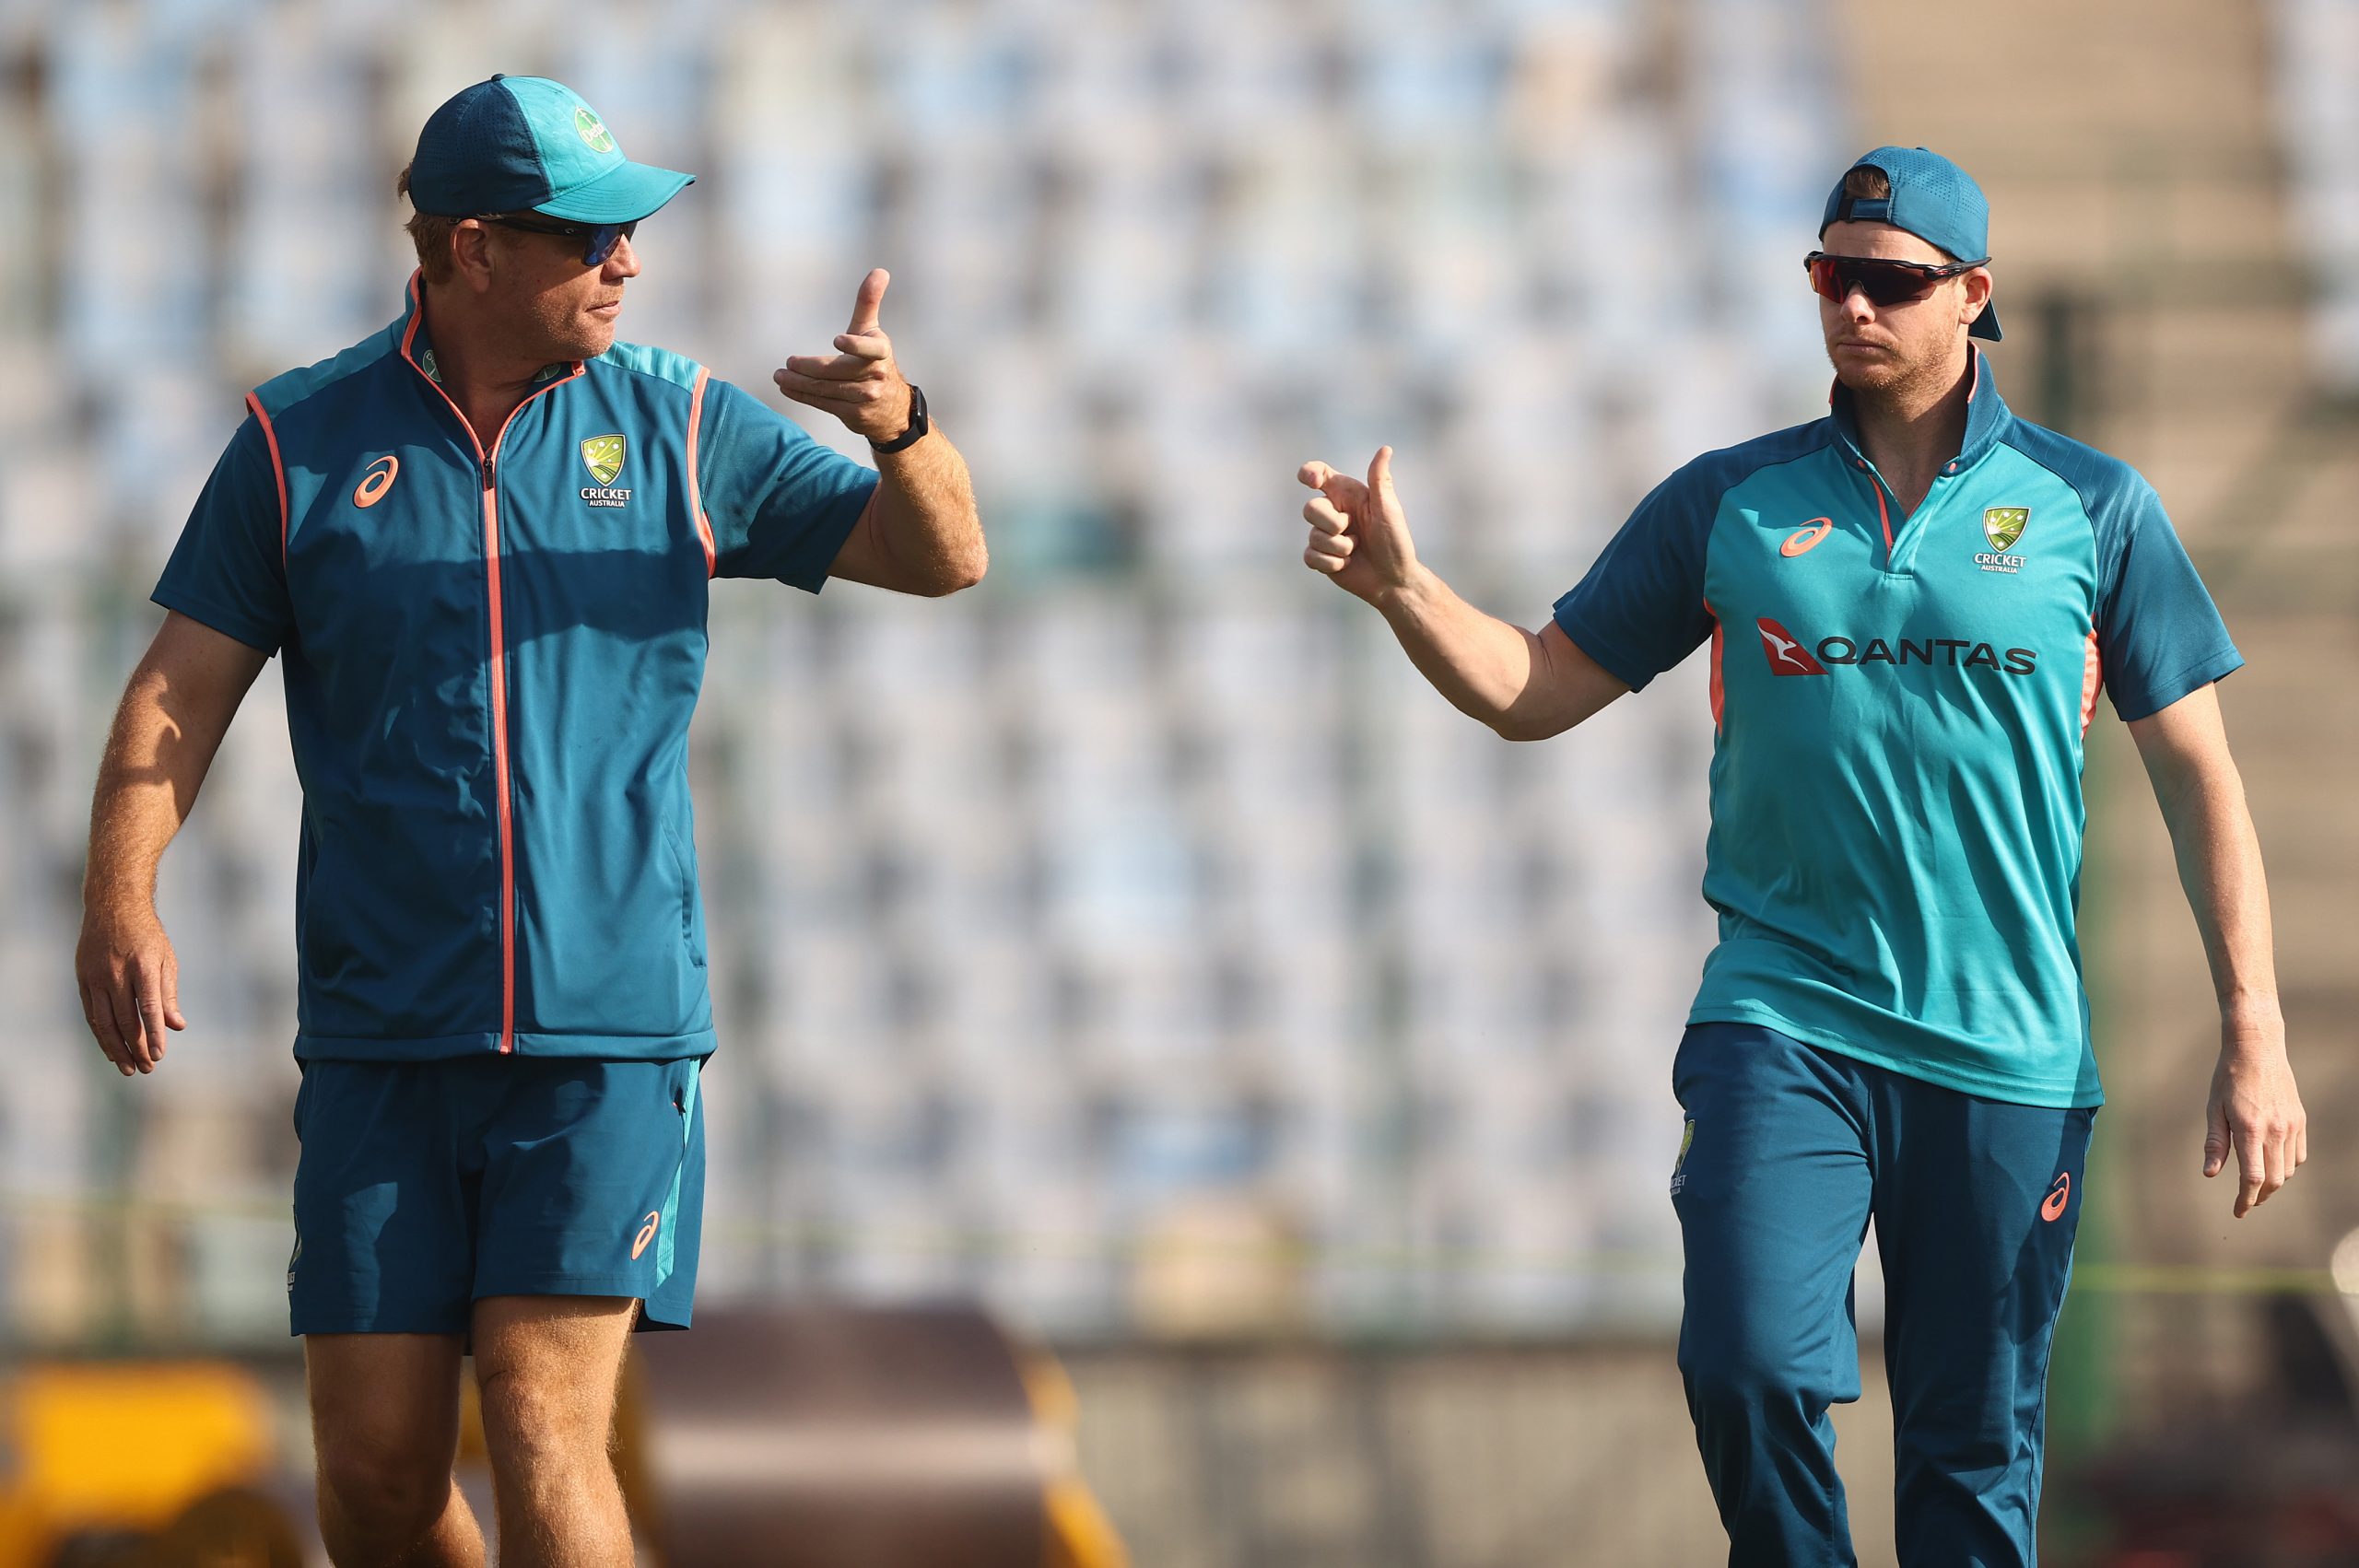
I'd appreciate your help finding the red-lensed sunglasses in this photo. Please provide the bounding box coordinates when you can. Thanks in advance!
[1805,251,1986,308]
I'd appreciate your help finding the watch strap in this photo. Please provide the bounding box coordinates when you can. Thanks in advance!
[871,383,930,453]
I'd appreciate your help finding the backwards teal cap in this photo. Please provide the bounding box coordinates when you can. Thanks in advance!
[1821,146,2001,342]
[408,75,696,225]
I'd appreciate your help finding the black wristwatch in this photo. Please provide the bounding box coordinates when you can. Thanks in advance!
[871,384,930,452]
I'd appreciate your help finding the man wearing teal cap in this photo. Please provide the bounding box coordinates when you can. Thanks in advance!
[1296,146,2306,1562]
[76,74,983,1565]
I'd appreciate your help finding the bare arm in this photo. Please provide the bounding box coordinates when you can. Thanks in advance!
[774,267,986,597]
[2125,682,2306,1217]
[76,610,268,1075]
[1298,448,1629,740]
[824,427,985,596]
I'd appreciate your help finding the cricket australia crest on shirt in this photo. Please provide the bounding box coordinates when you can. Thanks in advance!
[581,434,632,508]
[1670,1118,1696,1196]
[1976,506,2029,574]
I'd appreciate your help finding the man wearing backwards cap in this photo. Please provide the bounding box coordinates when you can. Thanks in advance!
[76,75,982,1565]
[1297,147,2306,1561]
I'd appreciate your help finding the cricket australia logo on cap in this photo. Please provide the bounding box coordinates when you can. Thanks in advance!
[1977,507,2030,574]
[574,107,616,153]
[581,434,632,507]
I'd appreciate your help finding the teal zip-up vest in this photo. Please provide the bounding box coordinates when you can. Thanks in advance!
[1555,351,2240,1106]
[156,274,877,1061]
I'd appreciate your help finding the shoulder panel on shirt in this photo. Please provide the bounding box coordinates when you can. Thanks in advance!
[250,320,406,419]
[2001,415,2241,720]
[1672,418,1838,505]
[596,340,703,393]
[1999,415,2165,627]
[1997,417,2155,532]
[1552,418,1836,691]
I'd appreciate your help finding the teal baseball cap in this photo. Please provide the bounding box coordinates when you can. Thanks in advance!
[407,74,695,224]
[1820,146,2001,342]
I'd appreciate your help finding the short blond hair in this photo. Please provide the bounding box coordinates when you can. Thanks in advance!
[1841,165,1891,203]
[395,163,460,284]
[1836,165,1958,262]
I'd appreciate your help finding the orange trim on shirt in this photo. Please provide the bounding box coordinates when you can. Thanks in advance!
[245,392,290,564]
[686,367,716,577]
[2081,627,2103,739]
[399,269,427,364]
[393,275,587,1055]
[1703,598,1725,731]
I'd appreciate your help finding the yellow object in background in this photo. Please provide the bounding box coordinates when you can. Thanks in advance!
[0,1363,275,1568]
[1019,1348,1130,1568]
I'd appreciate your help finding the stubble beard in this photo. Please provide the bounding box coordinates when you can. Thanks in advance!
[1827,334,1958,410]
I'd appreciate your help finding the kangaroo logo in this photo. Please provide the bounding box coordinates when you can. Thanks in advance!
[1756,617,1828,675]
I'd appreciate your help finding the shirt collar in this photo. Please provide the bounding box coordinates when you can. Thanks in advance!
[1827,345,2010,478]
[395,270,576,389]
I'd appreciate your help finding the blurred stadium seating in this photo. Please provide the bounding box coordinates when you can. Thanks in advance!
[2273,0,2359,392]
[0,0,1851,1346]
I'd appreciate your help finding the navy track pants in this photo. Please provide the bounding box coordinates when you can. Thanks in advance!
[1671,1023,2095,1567]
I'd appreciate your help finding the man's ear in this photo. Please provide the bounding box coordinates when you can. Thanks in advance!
[1960,266,1993,333]
[451,219,499,295]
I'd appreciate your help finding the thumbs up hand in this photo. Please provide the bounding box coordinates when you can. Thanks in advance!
[1298,447,1421,605]
[775,268,916,445]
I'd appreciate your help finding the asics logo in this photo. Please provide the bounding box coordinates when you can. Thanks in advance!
[631,1211,662,1259]
[1755,617,1827,676]
[2041,1172,2071,1223]
[353,455,399,508]
[1780,518,1834,557]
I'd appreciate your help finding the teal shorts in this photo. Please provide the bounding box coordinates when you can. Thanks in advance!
[288,1055,705,1336]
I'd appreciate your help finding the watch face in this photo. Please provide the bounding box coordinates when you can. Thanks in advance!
[875,385,927,451]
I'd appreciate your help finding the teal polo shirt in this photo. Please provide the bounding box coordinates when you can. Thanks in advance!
[1553,351,2240,1107]
[153,274,878,1062]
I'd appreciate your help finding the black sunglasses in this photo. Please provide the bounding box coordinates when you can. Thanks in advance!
[1804,251,1985,308]
[480,214,638,268]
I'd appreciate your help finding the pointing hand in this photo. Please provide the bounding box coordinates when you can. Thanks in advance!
[774,268,916,445]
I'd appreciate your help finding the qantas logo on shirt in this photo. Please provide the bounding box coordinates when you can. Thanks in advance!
[1755,618,1827,675]
[1755,617,2039,676]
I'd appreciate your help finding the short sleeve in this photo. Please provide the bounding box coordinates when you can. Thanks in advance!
[151,413,293,656]
[697,378,880,591]
[2094,480,2242,721]
[1550,463,1719,691]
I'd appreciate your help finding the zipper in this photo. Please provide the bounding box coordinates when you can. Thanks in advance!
[400,325,580,1055]
[477,448,516,1054]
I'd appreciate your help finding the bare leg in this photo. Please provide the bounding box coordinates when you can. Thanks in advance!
[305,1333,485,1568]
[472,1293,640,1568]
